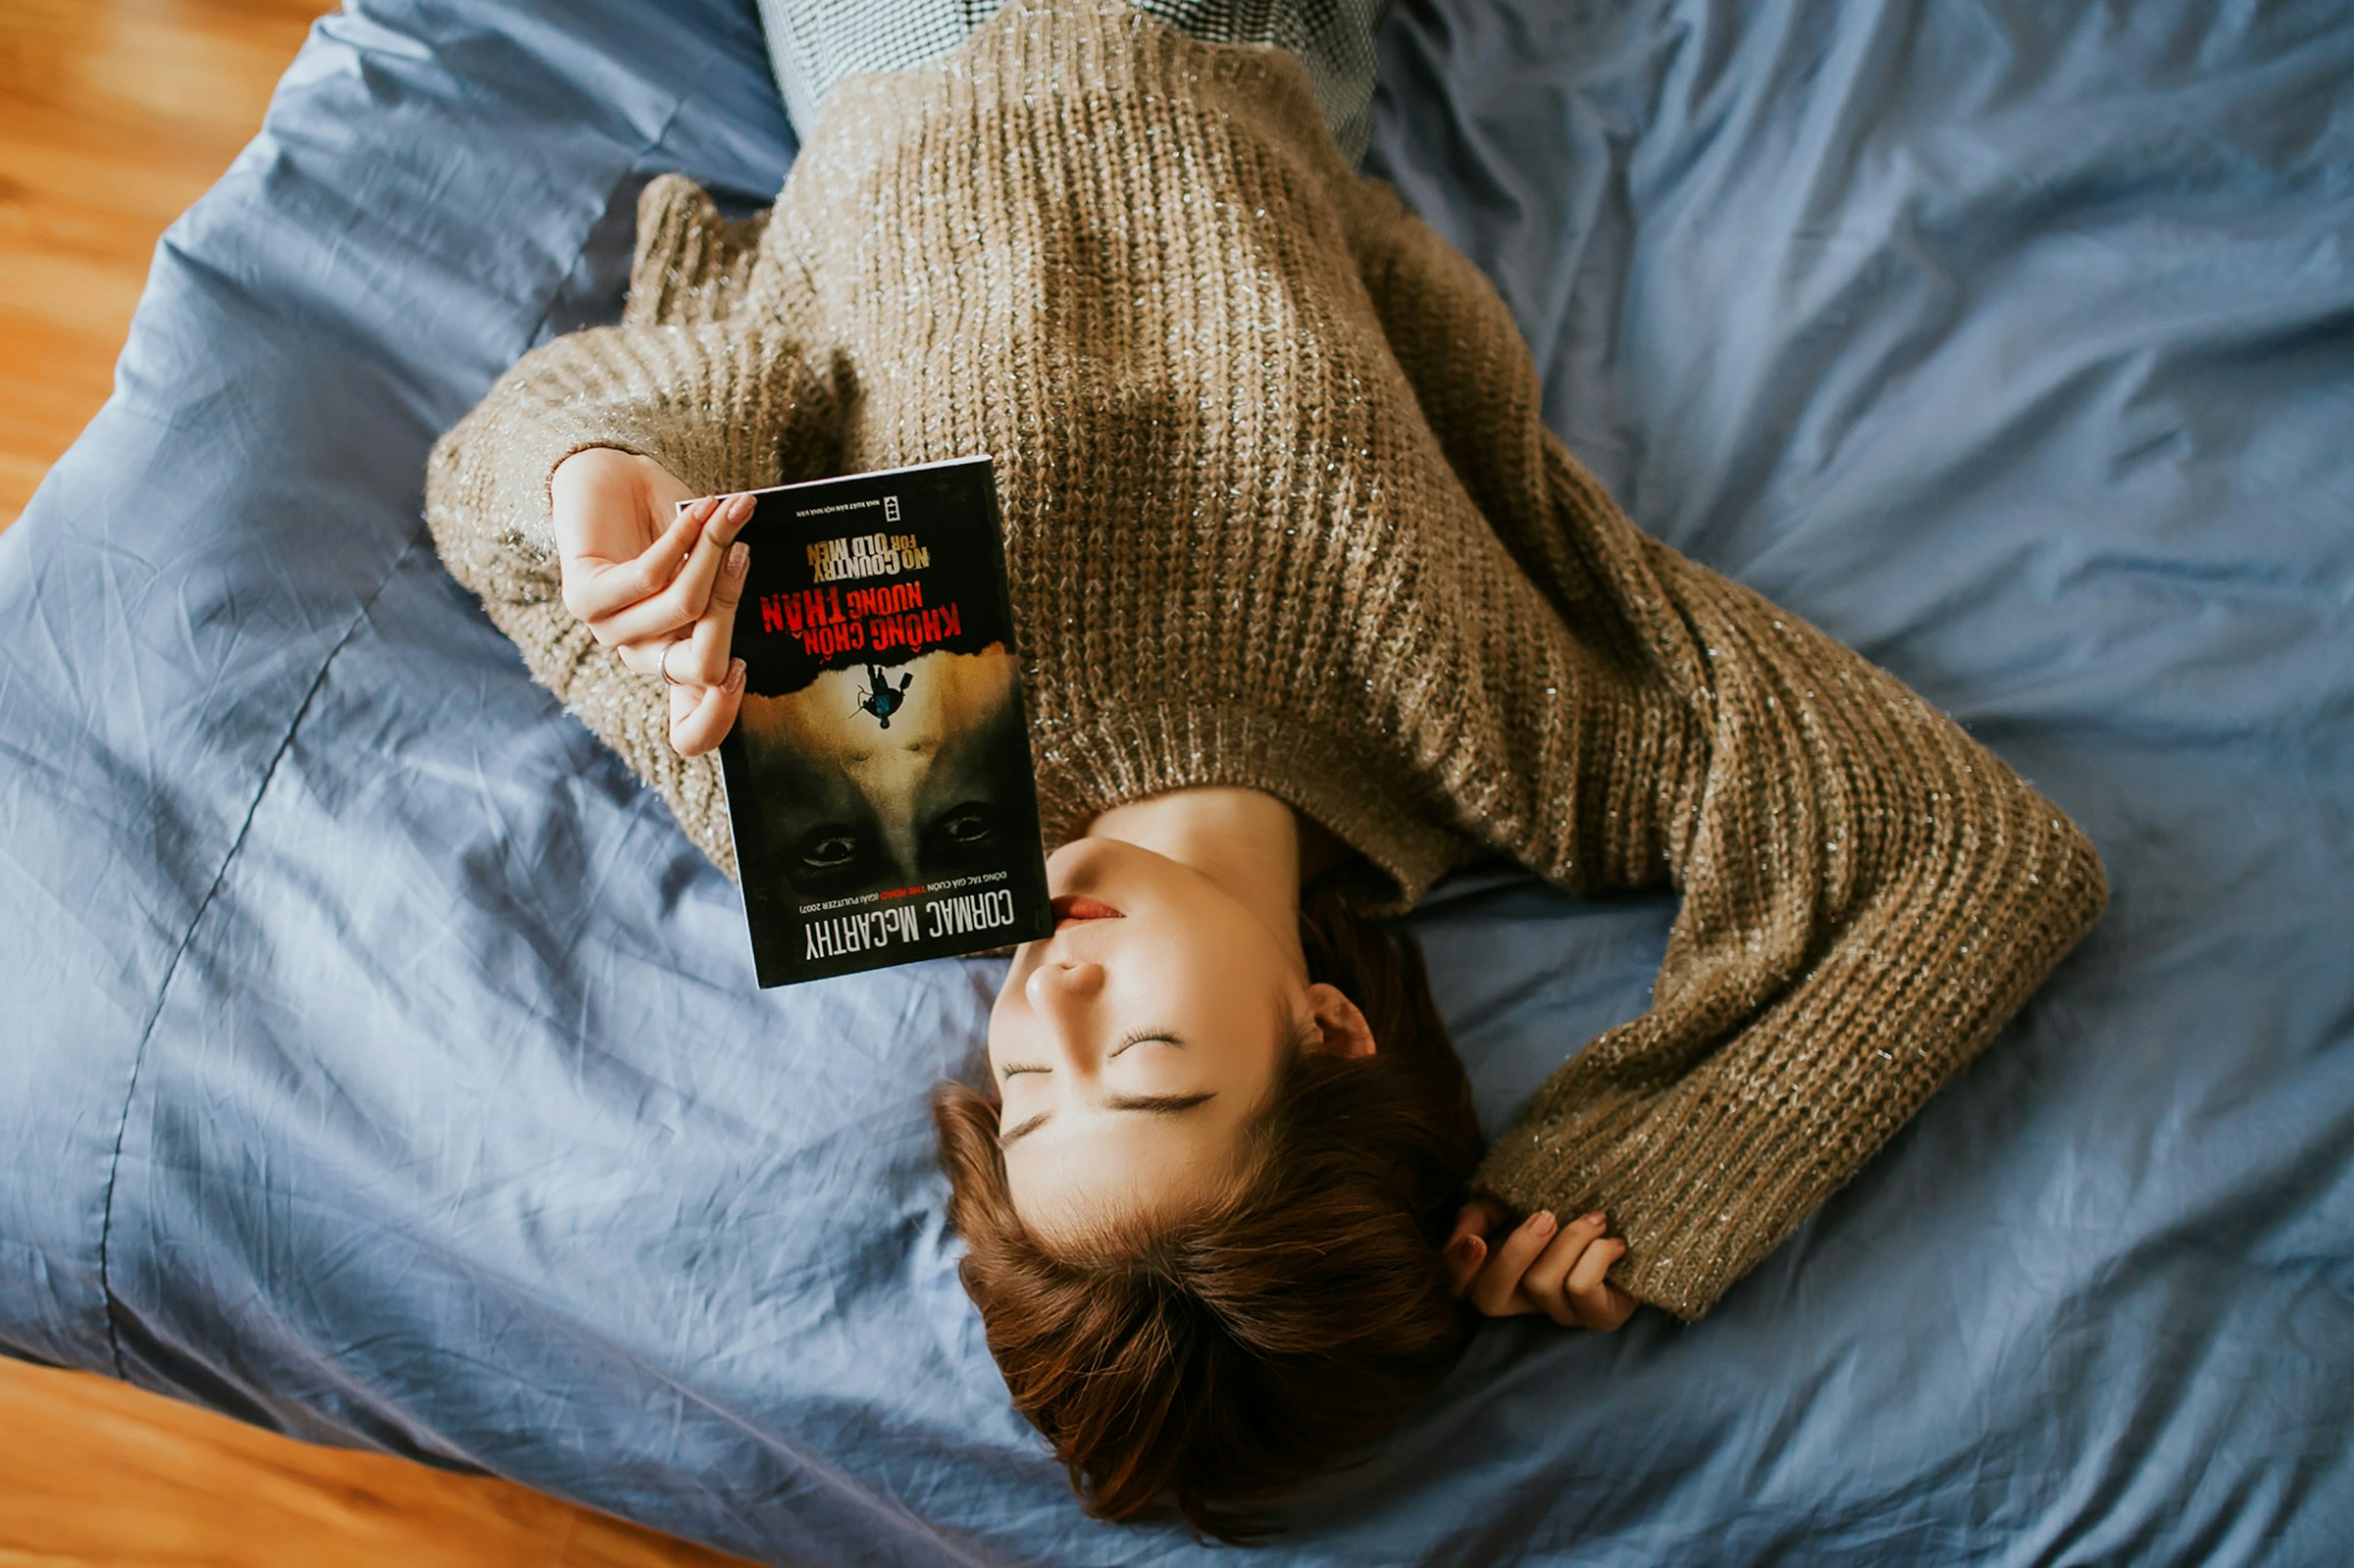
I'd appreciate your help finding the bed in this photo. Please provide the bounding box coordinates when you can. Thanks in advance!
[3,0,2348,1561]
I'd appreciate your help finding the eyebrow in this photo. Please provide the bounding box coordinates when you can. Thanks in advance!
[998,1091,1218,1148]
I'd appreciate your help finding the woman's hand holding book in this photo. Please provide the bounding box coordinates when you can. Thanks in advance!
[549,446,752,757]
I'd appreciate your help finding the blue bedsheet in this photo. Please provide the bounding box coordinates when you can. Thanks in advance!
[3,0,2348,1561]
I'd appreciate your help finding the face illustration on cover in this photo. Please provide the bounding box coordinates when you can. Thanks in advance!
[735,643,1025,898]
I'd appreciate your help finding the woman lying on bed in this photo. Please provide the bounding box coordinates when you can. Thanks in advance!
[426,0,2106,1538]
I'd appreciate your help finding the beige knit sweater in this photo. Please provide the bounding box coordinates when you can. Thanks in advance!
[426,0,2107,1320]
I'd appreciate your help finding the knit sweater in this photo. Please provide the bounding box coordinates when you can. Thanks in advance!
[425,0,2108,1321]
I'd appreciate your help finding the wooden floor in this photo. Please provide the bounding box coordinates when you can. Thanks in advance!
[0,1359,756,1566]
[0,0,330,527]
[0,6,755,1561]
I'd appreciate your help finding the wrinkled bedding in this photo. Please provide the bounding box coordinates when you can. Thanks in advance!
[2,0,2348,1561]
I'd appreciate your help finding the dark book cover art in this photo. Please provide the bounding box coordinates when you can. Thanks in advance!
[708,456,1051,986]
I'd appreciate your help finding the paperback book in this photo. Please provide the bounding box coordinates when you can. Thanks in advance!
[705,456,1050,986]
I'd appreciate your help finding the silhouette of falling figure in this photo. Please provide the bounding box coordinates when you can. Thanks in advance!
[855,663,916,729]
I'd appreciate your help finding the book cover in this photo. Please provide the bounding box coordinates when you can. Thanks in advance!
[708,456,1051,986]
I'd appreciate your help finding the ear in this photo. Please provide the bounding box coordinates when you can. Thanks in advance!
[1303,982,1377,1060]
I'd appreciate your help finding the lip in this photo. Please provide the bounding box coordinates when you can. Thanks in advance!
[1049,894,1123,932]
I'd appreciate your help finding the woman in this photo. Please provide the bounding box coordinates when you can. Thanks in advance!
[426,0,2107,1537]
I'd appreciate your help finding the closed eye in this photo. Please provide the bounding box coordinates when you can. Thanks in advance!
[998,1029,1184,1081]
[998,1090,1217,1148]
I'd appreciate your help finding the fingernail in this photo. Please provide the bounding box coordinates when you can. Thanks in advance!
[726,493,754,523]
[1582,1211,1605,1226]
[1530,1211,1557,1237]
[726,658,745,690]
[726,541,748,578]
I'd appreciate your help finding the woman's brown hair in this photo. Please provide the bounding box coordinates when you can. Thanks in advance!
[932,886,1485,1540]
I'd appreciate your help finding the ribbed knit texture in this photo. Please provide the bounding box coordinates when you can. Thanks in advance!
[753,0,1389,165]
[425,0,2107,1320]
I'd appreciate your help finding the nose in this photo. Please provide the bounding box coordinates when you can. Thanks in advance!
[1024,957,1106,1064]
[1026,955,1104,1006]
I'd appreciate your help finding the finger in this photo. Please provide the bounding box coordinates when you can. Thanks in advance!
[1590,1281,1641,1333]
[612,635,668,678]
[579,491,749,642]
[668,540,749,686]
[708,490,757,547]
[670,659,746,757]
[1443,1233,1487,1297]
[563,499,706,629]
[1445,1197,1506,1253]
[1564,1228,1621,1296]
[612,638,673,680]
[1567,1238,1634,1330]
[563,498,713,625]
[1444,1197,1504,1293]
[1454,1196,1510,1243]
[1466,1210,1557,1318]
[593,517,733,647]
[1514,1211,1610,1328]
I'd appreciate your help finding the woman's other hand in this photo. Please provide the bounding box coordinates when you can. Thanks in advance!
[1444,1197,1638,1331]
[550,448,753,757]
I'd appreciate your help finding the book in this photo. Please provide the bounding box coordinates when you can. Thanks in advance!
[706,456,1051,986]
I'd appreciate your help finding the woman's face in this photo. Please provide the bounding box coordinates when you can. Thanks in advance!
[986,835,1314,1239]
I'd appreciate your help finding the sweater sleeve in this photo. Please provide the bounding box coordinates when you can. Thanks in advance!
[1348,181,2109,1321]
[424,177,844,878]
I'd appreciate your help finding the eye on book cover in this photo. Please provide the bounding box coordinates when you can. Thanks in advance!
[709,456,1051,986]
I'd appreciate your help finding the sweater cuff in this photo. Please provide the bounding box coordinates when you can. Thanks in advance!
[1474,1085,1839,1323]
